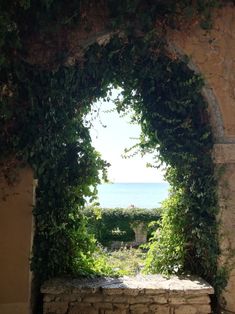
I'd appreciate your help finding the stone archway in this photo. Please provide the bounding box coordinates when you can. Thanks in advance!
[1,3,235,314]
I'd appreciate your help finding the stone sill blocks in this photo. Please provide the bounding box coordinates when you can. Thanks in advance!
[41,274,214,314]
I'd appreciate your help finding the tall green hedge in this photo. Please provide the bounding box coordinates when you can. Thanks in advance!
[84,207,160,245]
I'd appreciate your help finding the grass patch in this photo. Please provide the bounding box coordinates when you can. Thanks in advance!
[99,247,146,276]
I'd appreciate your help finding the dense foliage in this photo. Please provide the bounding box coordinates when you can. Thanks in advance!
[84,207,160,245]
[0,1,230,311]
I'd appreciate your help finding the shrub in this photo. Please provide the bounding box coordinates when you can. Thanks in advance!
[84,206,161,246]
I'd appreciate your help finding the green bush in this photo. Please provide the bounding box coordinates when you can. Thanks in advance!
[84,207,161,246]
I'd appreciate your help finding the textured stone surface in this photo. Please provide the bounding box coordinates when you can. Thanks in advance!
[168,5,235,141]
[217,163,235,313]
[42,275,213,314]
[213,144,235,313]
[213,144,235,164]
[41,275,214,294]
[168,6,235,312]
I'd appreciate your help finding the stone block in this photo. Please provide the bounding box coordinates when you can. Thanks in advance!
[55,297,62,301]
[129,304,149,313]
[149,304,170,313]
[82,295,104,303]
[60,294,81,302]
[104,310,127,314]
[187,296,210,304]
[152,295,168,304]
[122,289,143,296]
[68,304,98,314]
[44,294,56,302]
[113,303,129,310]
[196,304,211,313]
[103,288,125,295]
[44,301,68,314]
[104,288,143,296]
[78,288,99,294]
[93,302,113,310]
[109,296,127,303]
[128,295,153,304]
[169,295,210,305]
[144,289,166,295]
[174,305,197,314]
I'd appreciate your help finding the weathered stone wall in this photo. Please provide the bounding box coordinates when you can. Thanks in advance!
[41,275,214,314]
[0,167,34,314]
[167,5,235,141]
[167,6,235,313]
[213,144,235,313]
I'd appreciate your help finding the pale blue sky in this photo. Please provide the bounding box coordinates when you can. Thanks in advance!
[88,89,166,183]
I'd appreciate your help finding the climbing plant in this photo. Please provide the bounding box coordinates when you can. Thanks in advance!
[0,1,230,310]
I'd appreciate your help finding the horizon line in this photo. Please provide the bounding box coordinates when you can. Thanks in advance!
[100,181,168,184]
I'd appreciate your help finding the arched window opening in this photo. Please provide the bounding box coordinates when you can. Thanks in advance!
[84,87,169,275]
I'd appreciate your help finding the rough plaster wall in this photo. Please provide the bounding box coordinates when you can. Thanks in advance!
[0,167,34,314]
[215,148,235,313]
[167,6,235,312]
[167,5,235,142]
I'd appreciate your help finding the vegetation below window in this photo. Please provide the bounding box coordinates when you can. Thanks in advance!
[84,206,160,246]
[95,247,147,276]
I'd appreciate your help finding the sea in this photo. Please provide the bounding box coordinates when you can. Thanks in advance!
[96,182,169,209]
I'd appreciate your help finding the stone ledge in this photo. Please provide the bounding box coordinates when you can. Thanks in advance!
[41,275,214,295]
[41,275,214,314]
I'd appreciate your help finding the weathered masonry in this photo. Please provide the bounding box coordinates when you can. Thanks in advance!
[1,3,235,314]
[167,7,235,312]
[0,168,34,314]
[41,275,214,314]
